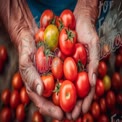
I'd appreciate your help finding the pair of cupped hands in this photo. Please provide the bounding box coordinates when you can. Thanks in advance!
[0,0,99,120]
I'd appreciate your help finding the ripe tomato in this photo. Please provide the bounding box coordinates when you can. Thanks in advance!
[0,45,7,62]
[117,93,122,105]
[20,86,30,105]
[40,9,54,28]
[60,9,76,30]
[16,104,25,121]
[12,72,23,90]
[103,75,111,91]
[0,107,12,122]
[35,28,45,43]
[59,80,77,112]
[115,54,122,68]
[10,90,20,109]
[51,57,63,79]
[98,61,107,78]
[59,27,76,56]
[82,113,94,122]
[73,43,87,67]
[63,57,77,82]
[32,111,43,122]
[75,117,82,122]
[35,45,53,73]
[75,72,90,98]
[55,16,63,31]
[41,73,55,97]
[95,79,104,97]
[1,88,11,105]
[99,98,107,113]
[98,114,109,122]
[91,101,100,119]
[44,24,59,51]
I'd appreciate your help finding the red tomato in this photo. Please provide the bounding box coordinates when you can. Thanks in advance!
[1,88,11,105]
[55,16,64,31]
[95,79,104,97]
[98,114,109,122]
[63,57,77,82]
[40,9,54,28]
[59,80,77,112]
[0,107,12,122]
[10,90,20,109]
[35,28,45,43]
[59,28,76,56]
[91,101,100,119]
[41,74,55,97]
[82,113,94,122]
[115,54,122,68]
[12,72,23,90]
[75,117,83,122]
[75,72,90,98]
[20,86,30,105]
[73,43,87,67]
[32,111,43,122]
[0,45,7,62]
[35,45,53,73]
[16,104,25,121]
[99,98,107,113]
[60,9,76,30]
[117,93,122,105]
[51,57,63,79]
[98,61,107,78]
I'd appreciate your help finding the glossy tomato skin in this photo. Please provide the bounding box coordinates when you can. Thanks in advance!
[60,9,76,30]
[16,104,25,121]
[41,74,55,97]
[73,43,87,66]
[32,111,43,122]
[75,72,90,98]
[10,90,20,109]
[103,75,111,91]
[0,45,7,62]
[35,28,45,43]
[1,88,11,105]
[59,28,76,56]
[0,107,12,122]
[99,98,107,113]
[40,9,54,28]
[115,54,122,68]
[82,113,94,122]
[59,80,77,112]
[51,57,63,79]
[63,57,77,82]
[95,79,104,97]
[12,72,23,90]
[20,86,30,105]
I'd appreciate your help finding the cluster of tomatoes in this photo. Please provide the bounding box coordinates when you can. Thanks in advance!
[0,72,43,122]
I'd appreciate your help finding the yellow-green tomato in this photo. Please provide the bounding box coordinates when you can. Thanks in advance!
[44,24,59,51]
[103,75,111,91]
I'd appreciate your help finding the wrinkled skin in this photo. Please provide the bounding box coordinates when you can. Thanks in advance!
[0,0,99,120]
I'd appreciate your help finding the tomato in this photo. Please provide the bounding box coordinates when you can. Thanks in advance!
[73,43,87,67]
[0,45,7,62]
[98,114,109,122]
[106,90,116,110]
[112,72,122,91]
[82,113,94,122]
[1,88,11,105]
[51,57,63,79]
[44,24,59,51]
[60,9,76,30]
[32,111,43,122]
[12,72,23,90]
[99,98,107,113]
[40,9,54,28]
[91,101,100,119]
[52,119,63,122]
[10,90,20,109]
[75,117,83,122]
[98,61,107,78]
[117,93,122,105]
[95,79,104,97]
[55,16,64,31]
[20,86,30,105]
[59,80,77,112]
[35,28,45,43]
[63,57,77,82]
[41,73,55,97]
[59,28,76,56]
[103,75,111,91]
[35,45,53,73]
[115,54,122,68]
[0,107,12,122]
[16,104,25,121]
[75,72,90,98]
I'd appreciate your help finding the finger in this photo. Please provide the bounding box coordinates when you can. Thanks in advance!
[72,100,82,120]
[26,86,64,120]
[66,112,72,120]
[82,87,95,113]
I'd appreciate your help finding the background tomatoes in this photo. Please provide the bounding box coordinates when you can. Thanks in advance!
[82,113,94,122]
[32,111,43,122]
[0,45,7,62]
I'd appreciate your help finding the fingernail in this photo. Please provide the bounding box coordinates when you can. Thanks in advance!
[92,73,96,86]
[36,84,42,95]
